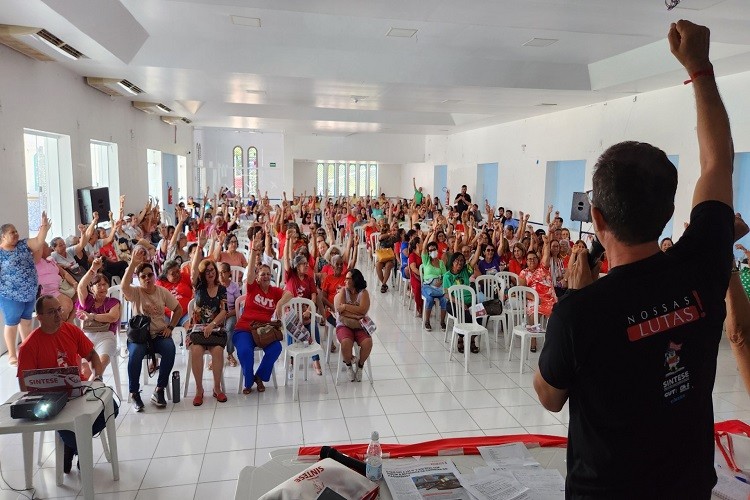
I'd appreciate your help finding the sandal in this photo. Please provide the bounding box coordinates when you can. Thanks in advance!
[192,390,204,406]
[242,387,253,395]
[313,360,323,376]
[213,391,228,403]
[530,345,537,353]
[470,337,480,354]
[8,356,18,367]
[254,375,266,393]
[457,337,465,353]
[227,354,238,368]
[380,284,387,293]
[330,343,337,353]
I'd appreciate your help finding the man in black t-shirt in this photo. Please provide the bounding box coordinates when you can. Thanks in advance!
[534,21,735,498]
[454,185,471,215]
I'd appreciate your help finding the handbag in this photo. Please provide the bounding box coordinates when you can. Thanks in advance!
[375,248,395,263]
[189,326,228,348]
[127,314,152,344]
[482,298,504,316]
[339,315,363,330]
[250,320,283,348]
[83,317,111,333]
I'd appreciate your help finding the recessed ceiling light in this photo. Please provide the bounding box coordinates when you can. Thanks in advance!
[535,103,558,106]
[351,95,368,103]
[441,99,462,104]
[523,38,558,47]
[231,15,261,27]
[245,89,266,95]
[386,27,418,38]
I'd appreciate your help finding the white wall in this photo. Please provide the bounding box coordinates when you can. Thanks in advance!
[0,43,193,352]
[408,71,750,238]
[0,44,193,236]
[196,130,285,200]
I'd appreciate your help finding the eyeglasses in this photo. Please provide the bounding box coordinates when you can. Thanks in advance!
[139,272,154,279]
[485,248,495,252]
[43,307,64,316]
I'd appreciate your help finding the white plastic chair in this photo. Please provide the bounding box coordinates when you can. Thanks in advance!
[474,274,505,343]
[446,285,490,374]
[506,286,545,373]
[282,298,328,401]
[230,265,245,285]
[235,294,279,393]
[369,232,380,265]
[495,272,521,349]
[400,272,412,308]
[354,226,368,268]
[183,299,227,397]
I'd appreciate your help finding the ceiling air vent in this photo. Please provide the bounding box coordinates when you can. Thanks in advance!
[0,25,53,61]
[34,28,87,60]
[161,116,192,126]
[156,104,173,113]
[86,77,145,97]
[132,101,161,114]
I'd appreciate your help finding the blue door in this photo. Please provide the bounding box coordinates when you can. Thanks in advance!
[734,153,750,262]
[545,160,586,227]
[659,155,680,243]
[434,165,447,200]
[477,163,498,207]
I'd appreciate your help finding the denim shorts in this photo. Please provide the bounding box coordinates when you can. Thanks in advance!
[0,297,35,326]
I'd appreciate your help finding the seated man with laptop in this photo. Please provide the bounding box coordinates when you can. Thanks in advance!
[16,294,118,473]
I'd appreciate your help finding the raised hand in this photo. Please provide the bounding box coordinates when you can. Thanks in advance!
[91,256,103,273]
[734,213,749,242]
[668,20,711,75]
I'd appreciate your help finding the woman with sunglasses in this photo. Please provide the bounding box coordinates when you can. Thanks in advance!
[476,243,505,277]
[122,246,182,412]
[186,247,228,405]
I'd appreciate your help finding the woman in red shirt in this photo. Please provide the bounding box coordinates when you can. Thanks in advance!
[507,243,527,276]
[233,245,292,394]
[157,260,193,326]
[284,254,321,376]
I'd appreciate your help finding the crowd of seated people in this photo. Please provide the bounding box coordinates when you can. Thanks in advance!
[5,178,749,412]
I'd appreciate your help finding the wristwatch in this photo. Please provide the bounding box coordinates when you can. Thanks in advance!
[93,375,103,382]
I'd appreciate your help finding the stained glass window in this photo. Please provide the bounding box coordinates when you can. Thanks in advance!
[247,147,258,197]
[232,146,243,198]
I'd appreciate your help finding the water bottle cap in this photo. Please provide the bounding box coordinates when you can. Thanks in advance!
[371,431,379,440]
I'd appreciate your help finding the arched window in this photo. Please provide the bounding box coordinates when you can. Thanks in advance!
[232,146,243,198]
[316,162,325,196]
[247,147,258,197]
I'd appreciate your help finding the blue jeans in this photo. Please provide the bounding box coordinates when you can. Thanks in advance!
[58,402,119,454]
[422,284,447,311]
[287,323,320,361]
[127,336,176,393]
[233,330,282,387]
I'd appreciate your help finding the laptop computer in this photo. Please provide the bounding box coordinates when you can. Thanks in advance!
[22,366,84,398]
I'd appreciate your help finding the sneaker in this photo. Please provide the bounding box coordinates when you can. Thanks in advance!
[355,366,363,382]
[151,388,167,408]
[347,364,356,382]
[131,392,145,413]
[424,320,432,331]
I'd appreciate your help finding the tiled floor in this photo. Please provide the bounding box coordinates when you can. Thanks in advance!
[0,277,747,499]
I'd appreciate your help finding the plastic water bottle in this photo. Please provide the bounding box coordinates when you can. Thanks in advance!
[365,431,383,481]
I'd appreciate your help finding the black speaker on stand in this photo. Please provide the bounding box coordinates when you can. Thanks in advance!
[570,192,592,223]
[77,187,111,224]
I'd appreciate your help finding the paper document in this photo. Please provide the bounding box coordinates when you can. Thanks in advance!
[383,460,470,499]
[460,471,531,500]
[510,469,565,500]
[478,444,540,468]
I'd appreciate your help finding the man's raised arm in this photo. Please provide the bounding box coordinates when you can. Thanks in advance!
[669,20,733,209]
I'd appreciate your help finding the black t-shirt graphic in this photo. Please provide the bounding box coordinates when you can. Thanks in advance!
[539,201,734,498]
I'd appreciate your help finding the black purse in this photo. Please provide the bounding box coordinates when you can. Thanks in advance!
[127,315,152,344]
[189,325,228,348]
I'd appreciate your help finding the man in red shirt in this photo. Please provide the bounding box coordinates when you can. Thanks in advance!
[17,295,116,473]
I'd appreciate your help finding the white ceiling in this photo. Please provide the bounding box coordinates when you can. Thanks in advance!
[4,0,750,135]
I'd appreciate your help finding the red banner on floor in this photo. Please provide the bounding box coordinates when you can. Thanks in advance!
[298,434,568,461]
